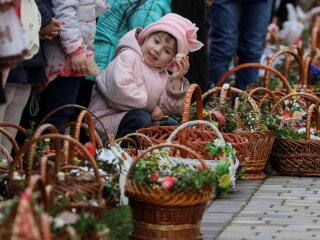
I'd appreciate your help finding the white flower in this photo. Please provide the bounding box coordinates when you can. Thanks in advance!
[214,139,225,148]
[57,171,65,181]
[13,171,25,181]
[53,218,66,229]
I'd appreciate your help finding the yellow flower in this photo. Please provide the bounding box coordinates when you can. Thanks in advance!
[290,88,297,93]
[73,157,81,163]
[218,173,231,189]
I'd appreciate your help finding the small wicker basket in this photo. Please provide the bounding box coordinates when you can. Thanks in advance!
[125,143,213,240]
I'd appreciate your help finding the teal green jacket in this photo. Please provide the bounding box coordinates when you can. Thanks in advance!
[89,0,171,81]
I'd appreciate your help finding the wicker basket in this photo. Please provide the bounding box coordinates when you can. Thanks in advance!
[9,133,105,217]
[137,84,248,162]
[204,84,276,180]
[125,143,213,240]
[270,93,320,176]
[264,48,306,86]
[0,175,51,240]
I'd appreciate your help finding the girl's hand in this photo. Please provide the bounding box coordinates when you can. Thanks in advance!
[39,18,60,40]
[172,53,190,81]
[171,53,189,90]
[70,52,87,74]
[151,105,163,121]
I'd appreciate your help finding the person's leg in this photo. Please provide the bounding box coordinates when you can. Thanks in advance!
[1,83,31,153]
[208,0,241,87]
[116,109,153,138]
[38,76,81,129]
[235,0,273,90]
[159,117,179,126]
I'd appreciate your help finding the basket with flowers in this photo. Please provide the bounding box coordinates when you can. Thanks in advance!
[137,84,248,163]
[202,84,275,180]
[269,92,320,176]
[125,139,238,240]
[0,175,110,240]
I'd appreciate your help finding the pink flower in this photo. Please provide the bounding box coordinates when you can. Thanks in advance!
[196,164,204,171]
[161,176,177,190]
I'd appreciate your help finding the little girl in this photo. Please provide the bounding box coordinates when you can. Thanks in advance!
[39,0,110,128]
[89,13,203,139]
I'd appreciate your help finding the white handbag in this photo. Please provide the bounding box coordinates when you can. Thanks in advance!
[20,0,41,59]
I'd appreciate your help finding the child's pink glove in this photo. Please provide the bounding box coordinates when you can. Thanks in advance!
[70,52,87,74]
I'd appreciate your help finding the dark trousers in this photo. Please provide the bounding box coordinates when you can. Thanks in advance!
[116,109,179,138]
[38,76,81,129]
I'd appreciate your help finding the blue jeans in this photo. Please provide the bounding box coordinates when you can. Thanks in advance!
[116,109,178,138]
[38,76,81,129]
[208,0,273,90]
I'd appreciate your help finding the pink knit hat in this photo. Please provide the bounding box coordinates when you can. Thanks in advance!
[138,13,204,54]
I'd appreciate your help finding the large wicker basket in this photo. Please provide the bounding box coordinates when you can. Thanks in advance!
[125,143,213,240]
[270,93,320,176]
[137,84,248,162]
[203,84,276,180]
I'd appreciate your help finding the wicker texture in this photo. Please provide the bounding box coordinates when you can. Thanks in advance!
[0,175,51,240]
[137,84,248,162]
[270,93,320,176]
[204,84,275,180]
[126,143,213,240]
[264,48,305,86]
[9,133,105,216]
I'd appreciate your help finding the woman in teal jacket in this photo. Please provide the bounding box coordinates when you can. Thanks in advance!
[93,0,171,78]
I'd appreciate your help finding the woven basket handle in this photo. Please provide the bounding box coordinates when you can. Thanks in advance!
[26,124,60,176]
[61,122,104,148]
[0,123,27,157]
[37,104,110,146]
[116,132,153,147]
[74,110,96,146]
[25,175,50,212]
[265,49,305,86]
[270,92,320,114]
[0,127,20,156]
[181,84,203,123]
[167,120,225,143]
[303,54,311,89]
[127,142,207,177]
[248,87,277,105]
[216,63,291,93]
[0,143,13,164]
[306,104,320,142]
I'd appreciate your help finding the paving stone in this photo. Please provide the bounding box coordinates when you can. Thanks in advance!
[203,175,320,239]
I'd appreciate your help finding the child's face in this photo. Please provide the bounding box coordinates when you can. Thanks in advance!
[141,32,177,69]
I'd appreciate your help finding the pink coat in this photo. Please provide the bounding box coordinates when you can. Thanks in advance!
[89,28,189,136]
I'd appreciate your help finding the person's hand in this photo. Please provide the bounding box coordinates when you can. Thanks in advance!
[39,18,60,40]
[70,52,87,73]
[0,3,11,12]
[151,105,163,121]
[172,53,190,81]
[86,58,100,76]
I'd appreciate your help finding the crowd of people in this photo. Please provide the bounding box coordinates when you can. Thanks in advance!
[0,0,318,149]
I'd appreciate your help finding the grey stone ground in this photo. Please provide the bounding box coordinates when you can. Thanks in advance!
[201,175,320,240]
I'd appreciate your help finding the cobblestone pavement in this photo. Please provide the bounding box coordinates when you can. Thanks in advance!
[201,175,320,240]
